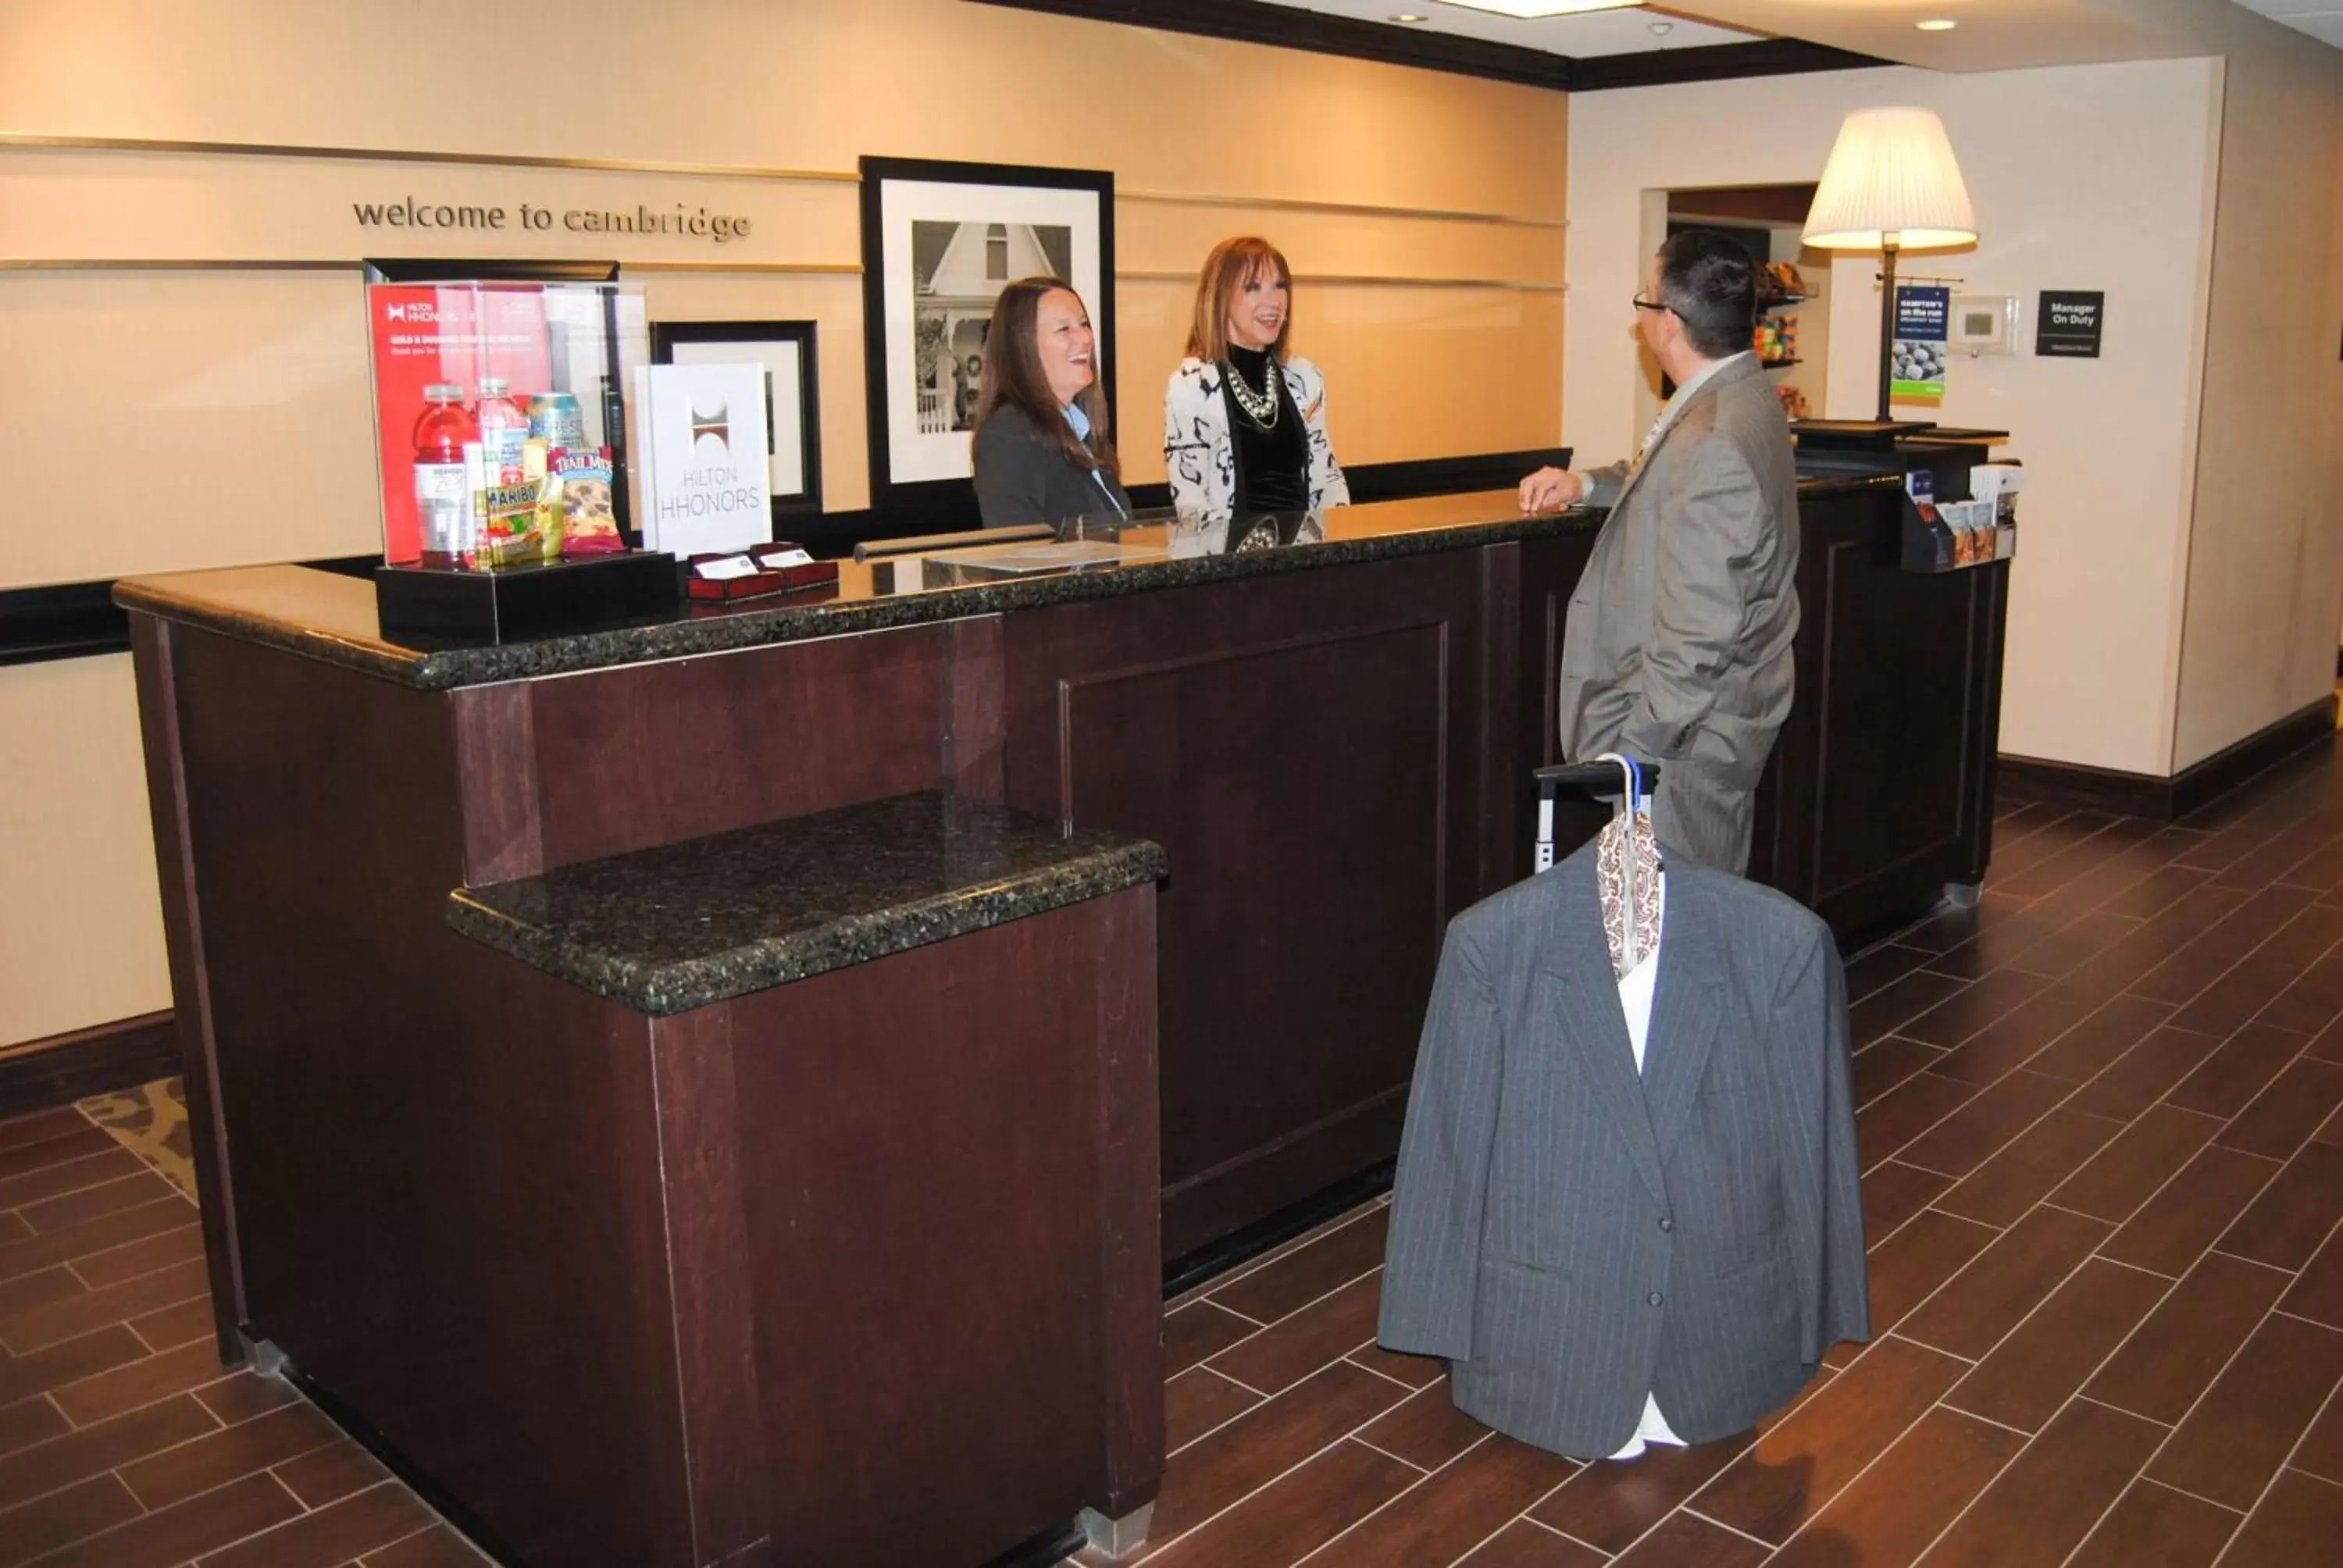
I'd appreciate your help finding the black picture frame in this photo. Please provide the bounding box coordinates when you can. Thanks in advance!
[858,155,1115,528]
[650,319,823,526]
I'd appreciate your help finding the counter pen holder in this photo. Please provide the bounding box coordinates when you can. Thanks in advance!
[1534,760,1661,875]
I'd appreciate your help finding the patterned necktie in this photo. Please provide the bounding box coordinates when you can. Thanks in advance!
[1596,811,1664,979]
[1630,407,1670,475]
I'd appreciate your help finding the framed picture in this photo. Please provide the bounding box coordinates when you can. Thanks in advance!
[858,155,1114,524]
[650,319,822,524]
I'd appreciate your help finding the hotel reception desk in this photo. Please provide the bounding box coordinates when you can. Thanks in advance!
[119,477,2008,1567]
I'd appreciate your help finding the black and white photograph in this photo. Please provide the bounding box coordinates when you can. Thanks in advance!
[860,155,1113,521]
[911,219,1073,435]
[649,319,822,524]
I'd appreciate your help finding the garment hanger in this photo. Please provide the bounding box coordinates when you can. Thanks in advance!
[1595,751,1653,972]
[1531,759,1664,875]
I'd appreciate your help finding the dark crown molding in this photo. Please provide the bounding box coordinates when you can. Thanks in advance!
[966,0,1878,93]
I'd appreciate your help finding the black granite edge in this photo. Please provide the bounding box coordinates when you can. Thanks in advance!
[445,837,1168,1017]
[115,477,1899,691]
[116,507,1607,692]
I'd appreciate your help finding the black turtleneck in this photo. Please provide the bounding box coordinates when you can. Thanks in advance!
[1221,344,1311,515]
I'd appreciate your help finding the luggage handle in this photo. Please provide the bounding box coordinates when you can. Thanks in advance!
[1533,759,1662,875]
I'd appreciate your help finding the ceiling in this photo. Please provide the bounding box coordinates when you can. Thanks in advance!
[2227,0,2343,45]
[1250,1,1759,56]
[1256,0,2338,69]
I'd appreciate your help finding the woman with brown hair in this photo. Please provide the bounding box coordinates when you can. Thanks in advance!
[1162,236,1349,522]
[970,276,1131,529]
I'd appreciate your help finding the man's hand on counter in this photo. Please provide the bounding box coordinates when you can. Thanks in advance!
[1519,467,1584,513]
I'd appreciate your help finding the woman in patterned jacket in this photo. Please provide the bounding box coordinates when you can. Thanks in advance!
[1161,236,1350,522]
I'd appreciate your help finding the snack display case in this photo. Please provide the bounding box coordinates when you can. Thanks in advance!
[362,273,679,639]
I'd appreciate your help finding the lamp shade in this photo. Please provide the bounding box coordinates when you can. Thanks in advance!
[1802,107,1977,250]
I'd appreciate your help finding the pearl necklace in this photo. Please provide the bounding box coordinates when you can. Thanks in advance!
[1223,351,1280,429]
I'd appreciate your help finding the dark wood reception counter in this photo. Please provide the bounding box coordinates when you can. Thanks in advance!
[120,479,2009,1566]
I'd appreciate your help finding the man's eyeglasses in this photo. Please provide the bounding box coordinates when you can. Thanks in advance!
[1632,296,1670,314]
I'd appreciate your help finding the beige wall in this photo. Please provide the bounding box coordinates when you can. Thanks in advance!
[0,0,1571,579]
[2171,30,2343,768]
[0,656,170,1046]
[0,0,1571,1044]
[1567,58,2224,778]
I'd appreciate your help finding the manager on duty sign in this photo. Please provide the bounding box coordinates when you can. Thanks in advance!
[2037,291,2106,358]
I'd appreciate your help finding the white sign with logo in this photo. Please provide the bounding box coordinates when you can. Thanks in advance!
[634,362,772,557]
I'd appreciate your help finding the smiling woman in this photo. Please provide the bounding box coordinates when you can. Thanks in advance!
[968,276,1132,528]
[1163,235,1351,522]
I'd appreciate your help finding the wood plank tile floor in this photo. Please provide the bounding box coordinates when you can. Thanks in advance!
[0,1117,494,1563]
[1080,737,2343,1568]
[11,738,2343,1565]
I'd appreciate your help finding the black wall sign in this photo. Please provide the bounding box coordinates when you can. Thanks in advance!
[2037,290,2105,358]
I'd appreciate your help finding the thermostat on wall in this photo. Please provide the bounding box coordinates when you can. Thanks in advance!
[1950,294,2020,356]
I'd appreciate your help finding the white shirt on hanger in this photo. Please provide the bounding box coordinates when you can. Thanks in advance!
[1610,869,1688,1462]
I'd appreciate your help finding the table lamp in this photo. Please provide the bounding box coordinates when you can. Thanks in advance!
[1802,107,1977,421]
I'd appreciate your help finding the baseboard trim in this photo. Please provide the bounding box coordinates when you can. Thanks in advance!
[0,1009,179,1118]
[1999,693,2338,821]
[1162,1156,1396,1299]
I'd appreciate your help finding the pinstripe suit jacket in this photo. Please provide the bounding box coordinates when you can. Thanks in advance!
[1560,355,1799,875]
[1376,838,1867,1458]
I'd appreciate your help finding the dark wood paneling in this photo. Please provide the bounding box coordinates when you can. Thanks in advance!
[1474,543,1525,902]
[448,681,544,885]
[127,615,245,1366]
[645,1007,769,1566]
[1517,530,1608,873]
[161,627,697,1566]
[1759,488,2002,932]
[728,892,1162,1564]
[1001,558,1485,1258]
[945,614,1009,802]
[522,625,959,869]
[0,1011,179,1119]
[1093,888,1168,1517]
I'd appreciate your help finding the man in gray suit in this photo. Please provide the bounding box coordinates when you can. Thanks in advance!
[1520,231,1800,875]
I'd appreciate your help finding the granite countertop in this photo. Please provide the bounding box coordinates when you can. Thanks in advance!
[112,477,1902,692]
[445,792,1166,1016]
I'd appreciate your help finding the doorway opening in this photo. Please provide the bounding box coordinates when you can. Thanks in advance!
[1653,184,1829,423]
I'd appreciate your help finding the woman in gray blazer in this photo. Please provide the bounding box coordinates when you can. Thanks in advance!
[970,277,1131,529]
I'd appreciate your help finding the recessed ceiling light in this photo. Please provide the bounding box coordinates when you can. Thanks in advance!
[1428,1,1642,17]
[1389,12,1428,20]
[1649,20,1673,32]
[1914,17,1958,30]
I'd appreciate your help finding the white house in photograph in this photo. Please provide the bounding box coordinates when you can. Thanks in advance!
[916,221,1072,433]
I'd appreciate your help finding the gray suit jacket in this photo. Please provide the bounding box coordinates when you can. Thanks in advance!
[1560,356,1799,874]
[972,404,1132,529]
[1377,838,1868,1459]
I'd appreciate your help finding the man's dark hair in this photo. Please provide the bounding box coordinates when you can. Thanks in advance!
[1656,229,1759,361]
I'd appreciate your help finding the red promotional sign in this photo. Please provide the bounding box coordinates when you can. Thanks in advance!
[368,285,555,561]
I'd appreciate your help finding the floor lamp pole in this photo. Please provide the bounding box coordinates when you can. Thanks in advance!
[1875,234,1902,422]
